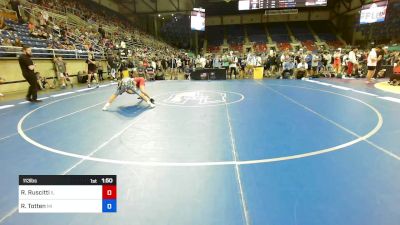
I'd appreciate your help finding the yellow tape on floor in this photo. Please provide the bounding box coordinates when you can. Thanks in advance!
[375,82,400,94]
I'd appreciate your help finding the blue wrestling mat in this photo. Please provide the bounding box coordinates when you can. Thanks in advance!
[0,79,399,225]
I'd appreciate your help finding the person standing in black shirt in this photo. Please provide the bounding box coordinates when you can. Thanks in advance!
[9,0,22,23]
[19,46,41,102]
[373,46,384,79]
[98,25,106,39]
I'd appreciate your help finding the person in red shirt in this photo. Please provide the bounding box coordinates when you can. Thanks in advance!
[389,58,400,86]
[102,64,155,111]
[333,50,341,75]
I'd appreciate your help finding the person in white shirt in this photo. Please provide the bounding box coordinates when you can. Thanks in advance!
[228,52,238,79]
[246,52,256,77]
[256,55,262,67]
[311,53,319,76]
[213,55,221,68]
[366,47,378,83]
[120,41,126,49]
[295,59,308,79]
[176,58,182,73]
[347,48,358,76]
[195,55,202,68]
[323,52,332,72]
[199,55,206,68]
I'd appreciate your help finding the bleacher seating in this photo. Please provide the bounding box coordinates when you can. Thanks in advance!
[288,22,315,42]
[201,20,351,52]
[4,20,48,48]
[1,19,93,58]
[206,26,224,47]
[247,24,266,44]
[310,21,338,42]
[207,45,220,53]
[0,0,177,62]
[253,43,267,53]
[229,44,243,53]
[277,42,292,51]
[309,21,346,48]
[226,25,244,45]
[327,40,344,49]
[267,23,291,44]
[302,40,317,51]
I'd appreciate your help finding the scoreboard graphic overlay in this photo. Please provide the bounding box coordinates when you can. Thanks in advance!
[238,0,328,10]
[19,175,117,213]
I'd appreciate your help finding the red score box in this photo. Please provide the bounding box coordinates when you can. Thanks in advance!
[102,185,117,199]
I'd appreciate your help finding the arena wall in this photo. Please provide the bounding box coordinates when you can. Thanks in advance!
[0,59,108,94]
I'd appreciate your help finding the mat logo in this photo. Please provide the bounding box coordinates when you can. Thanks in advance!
[164,91,227,106]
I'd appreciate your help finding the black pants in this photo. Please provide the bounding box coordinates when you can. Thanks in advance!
[229,67,237,79]
[24,75,38,100]
[98,70,104,81]
[373,63,382,78]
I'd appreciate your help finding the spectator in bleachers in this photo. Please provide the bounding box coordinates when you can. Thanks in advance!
[39,11,48,26]
[2,38,14,56]
[9,0,22,23]
[98,25,105,39]
[0,13,9,30]
[13,37,22,47]
[28,17,36,32]
[150,58,157,71]
[64,39,76,50]
[2,37,12,47]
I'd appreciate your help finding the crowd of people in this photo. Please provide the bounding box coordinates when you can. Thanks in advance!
[91,45,400,87]
[0,0,175,56]
[180,46,400,82]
